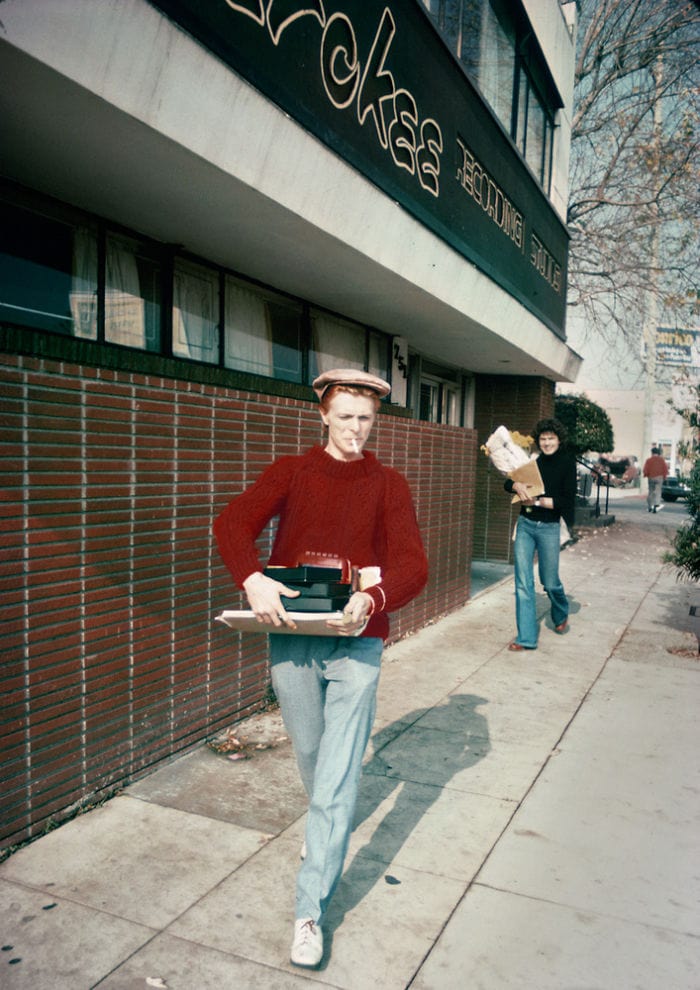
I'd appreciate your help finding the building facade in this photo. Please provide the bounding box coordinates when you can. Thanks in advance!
[0,0,580,847]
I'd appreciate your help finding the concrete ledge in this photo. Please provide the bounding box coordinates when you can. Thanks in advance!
[575,506,616,527]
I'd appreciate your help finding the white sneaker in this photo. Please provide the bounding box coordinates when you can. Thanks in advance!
[656,503,664,511]
[291,917,323,968]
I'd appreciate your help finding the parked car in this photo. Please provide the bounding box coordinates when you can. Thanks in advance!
[661,476,691,502]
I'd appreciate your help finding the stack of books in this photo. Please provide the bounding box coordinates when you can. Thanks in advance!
[264,565,353,613]
[215,557,374,636]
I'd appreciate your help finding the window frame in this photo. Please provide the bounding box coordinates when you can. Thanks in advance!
[419,0,559,195]
[0,187,403,405]
[414,358,468,426]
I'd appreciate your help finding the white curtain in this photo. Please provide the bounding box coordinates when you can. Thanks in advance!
[69,226,98,339]
[105,235,146,348]
[478,2,513,130]
[367,332,387,380]
[311,311,365,374]
[525,95,545,179]
[173,260,218,363]
[224,278,274,375]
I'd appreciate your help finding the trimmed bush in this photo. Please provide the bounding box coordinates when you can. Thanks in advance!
[555,393,614,457]
[665,457,700,581]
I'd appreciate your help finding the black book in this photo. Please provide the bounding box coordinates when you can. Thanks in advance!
[280,596,350,613]
[264,565,344,583]
[283,581,351,597]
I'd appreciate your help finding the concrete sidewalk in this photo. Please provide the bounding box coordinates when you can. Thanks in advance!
[2,504,699,989]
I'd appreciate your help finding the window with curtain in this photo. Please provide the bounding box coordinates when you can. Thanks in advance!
[0,196,406,408]
[368,330,389,382]
[422,0,481,69]
[525,95,546,180]
[516,68,529,157]
[542,115,553,192]
[515,67,554,190]
[225,277,302,382]
[70,226,98,339]
[420,0,514,131]
[309,310,366,381]
[441,386,461,425]
[105,232,161,351]
[419,379,440,422]
[173,258,219,363]
[420,0,556,193]
[418,364,465,424]
[0,201,97,337]
[476,1,515,132]
[455,1,483,78]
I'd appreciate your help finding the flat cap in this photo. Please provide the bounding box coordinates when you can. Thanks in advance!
[312,368,391,400]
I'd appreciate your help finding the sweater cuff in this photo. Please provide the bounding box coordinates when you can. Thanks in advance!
[366,585,387,614]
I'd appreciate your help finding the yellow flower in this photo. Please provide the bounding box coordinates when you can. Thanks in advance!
[511,431,534,450]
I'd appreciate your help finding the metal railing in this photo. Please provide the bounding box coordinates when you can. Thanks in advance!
[577,457,611,518]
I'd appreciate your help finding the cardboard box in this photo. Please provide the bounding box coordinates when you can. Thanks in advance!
[509,459,545,502]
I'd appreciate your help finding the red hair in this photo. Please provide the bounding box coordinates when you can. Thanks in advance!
[319,383,381,413]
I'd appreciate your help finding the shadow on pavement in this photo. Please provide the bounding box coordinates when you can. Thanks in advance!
[323,694,490,950]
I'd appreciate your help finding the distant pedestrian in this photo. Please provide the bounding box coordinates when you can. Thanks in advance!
[213,369,428,969]
[643,446,668,513]
[504,418,576,651]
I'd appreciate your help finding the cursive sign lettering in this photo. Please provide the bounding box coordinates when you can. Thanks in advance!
[320,8,443,197]
[224,0,326,45]
[223,1,444,198]
[217,0,562,304]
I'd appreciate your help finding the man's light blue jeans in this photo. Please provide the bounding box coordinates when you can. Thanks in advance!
[513,515,569,648]
[270,634,383,923]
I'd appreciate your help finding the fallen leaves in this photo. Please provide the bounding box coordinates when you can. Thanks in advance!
[206,727,289,762]
[667,646,699,659]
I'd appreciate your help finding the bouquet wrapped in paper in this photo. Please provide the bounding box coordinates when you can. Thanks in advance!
[481,426,545,503]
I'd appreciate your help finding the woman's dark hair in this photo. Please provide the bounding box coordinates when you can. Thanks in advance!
[534,418,567,446]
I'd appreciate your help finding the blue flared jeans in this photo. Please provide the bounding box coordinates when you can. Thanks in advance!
[513,515,569,648]
[269,634,383,923]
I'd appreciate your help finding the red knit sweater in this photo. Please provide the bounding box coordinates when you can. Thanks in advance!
[213,445,428,640]
[643,454,668,479]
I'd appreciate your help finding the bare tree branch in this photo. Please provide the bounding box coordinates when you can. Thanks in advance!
[568,0,700,355]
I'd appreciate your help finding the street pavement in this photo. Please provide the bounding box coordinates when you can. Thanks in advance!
[1,492,699,989]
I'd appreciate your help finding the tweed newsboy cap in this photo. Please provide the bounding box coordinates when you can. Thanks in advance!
[312,368,391,400]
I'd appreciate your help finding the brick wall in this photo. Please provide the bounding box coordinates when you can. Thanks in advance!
[472,374,555,562]
[0,351,477,848]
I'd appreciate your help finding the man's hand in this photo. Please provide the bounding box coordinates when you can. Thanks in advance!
[242,572,299,629]
[326,591,373,636]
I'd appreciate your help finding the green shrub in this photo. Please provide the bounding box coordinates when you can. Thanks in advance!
[555,393,614,457]
[665,457,700,581]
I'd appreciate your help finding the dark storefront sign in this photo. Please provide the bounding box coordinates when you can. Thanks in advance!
[149,0,568,336]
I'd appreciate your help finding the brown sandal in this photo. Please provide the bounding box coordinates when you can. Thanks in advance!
[508,641,536,651]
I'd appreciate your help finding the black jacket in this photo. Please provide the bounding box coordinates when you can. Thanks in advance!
[505,448,577,529]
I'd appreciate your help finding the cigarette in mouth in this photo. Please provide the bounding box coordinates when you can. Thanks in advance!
[351,439,360,453]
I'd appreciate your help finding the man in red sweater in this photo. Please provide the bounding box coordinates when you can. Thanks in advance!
[643,446,668,513]
[214,368,428,969]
